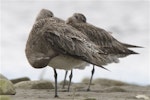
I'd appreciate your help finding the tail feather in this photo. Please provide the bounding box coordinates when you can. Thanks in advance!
[122,43,143,48]
[128,49,139,54]
[99,65,110,71]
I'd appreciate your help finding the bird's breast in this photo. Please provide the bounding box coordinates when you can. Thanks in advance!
[48,54,88,70]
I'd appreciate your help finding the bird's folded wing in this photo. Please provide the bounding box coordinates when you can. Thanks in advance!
[72,23,138,55]
[41,22,119,67]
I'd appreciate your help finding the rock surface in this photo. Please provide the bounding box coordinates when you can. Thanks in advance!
[135,94,150,100]
[11,77,30,84]
[103,86,127,92]
[93,78,128,86]
[0,74,16,95]
[0,95,11,100]
[0,74,8,79]
[14,80,54,89]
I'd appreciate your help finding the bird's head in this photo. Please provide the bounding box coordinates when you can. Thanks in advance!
[35,9,54,21]
[66,13,86,24]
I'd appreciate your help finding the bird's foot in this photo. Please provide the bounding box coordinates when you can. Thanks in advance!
[87,88,90,91]
[54,95,59,98]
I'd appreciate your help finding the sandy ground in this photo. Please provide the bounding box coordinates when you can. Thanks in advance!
[9,83,150,100]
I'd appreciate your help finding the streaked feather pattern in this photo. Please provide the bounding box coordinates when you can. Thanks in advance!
[42,19,119,65]
[66,13,138,58]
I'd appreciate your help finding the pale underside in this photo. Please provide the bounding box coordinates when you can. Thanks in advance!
[48,54,89,70]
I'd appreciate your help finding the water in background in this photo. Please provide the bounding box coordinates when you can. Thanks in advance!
[1,0,150,85]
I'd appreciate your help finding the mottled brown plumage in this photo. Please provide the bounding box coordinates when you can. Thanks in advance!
[66,13,139,91]
[26,17,119,69]
[66,13,139,57]
[25,9,122,70]
[25,9,120,97]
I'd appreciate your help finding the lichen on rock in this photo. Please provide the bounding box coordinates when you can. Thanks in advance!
[0,74,16,95]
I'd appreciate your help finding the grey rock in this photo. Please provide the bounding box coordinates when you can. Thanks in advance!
[0,74,8,80]
[83,98,96,100]
[0,95,11,100]
[135,95,149,100]
[11,77,30,84]
[93,78,128,86]
[104,86,127,92]
[14,80,54,89]
[0,74,16,95]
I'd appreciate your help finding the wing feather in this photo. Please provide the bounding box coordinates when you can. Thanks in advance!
[68,22,138,56]
[40,19,119,67]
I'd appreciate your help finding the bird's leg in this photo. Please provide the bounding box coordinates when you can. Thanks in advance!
[53,68,59,97]
[68,69,73,92]
[62,71,68,89]
[87,65,95,91]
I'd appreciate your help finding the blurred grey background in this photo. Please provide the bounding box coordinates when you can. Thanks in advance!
[0,0,149,85]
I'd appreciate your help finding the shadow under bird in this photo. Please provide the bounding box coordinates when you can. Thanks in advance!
[25,9,121,97]
[66,13,141,91]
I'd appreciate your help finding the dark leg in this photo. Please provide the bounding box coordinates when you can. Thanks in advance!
[87,65,95,91]
[62,71,68,89]
[68,69,73,92]
[53,68,58,97]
